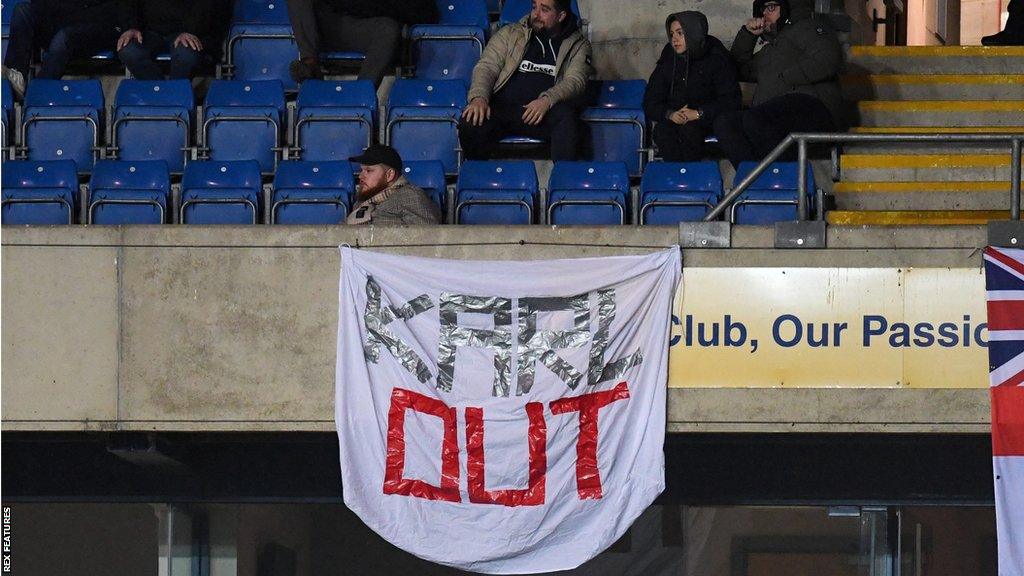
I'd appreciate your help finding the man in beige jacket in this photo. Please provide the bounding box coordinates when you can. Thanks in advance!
[458,0,592,161]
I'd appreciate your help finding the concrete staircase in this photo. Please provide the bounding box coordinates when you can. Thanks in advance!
[829,46,1024,225]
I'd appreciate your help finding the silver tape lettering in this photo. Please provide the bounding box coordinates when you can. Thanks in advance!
[437,293,513,396]
[363,276,434,383]
[516,296,590,394]
[588,289,643,385]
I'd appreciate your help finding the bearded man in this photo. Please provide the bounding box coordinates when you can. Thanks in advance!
[347,145,442,225]
[458,0,592,161]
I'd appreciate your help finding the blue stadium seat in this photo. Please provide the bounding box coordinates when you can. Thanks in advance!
[409,0,488,82]
[1,0,28,61]
[271,160,353,224]
[401,160,447,213]
[111,80,194,174]
[455,160,537,224]
[1,160,79,224]
[21,79,104,173]
[385,79,465,176]
[732,161,816,224]
[293,80,376,162]
[547,161,629,225]
[225,0,300,91]
[180,160,263,224]
[202,80,285,174]
[639,161,722,224]
[582,80,646,177]
[498,0,581,26]
[87,160,170,224]
[2,76,12,150]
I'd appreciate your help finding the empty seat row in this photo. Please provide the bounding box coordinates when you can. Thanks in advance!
[2,159,816,226]
[3,77,647,178]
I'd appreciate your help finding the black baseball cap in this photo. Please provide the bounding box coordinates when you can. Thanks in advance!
[349,145,403,172]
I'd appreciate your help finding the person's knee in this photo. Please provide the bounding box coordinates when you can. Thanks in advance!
[46,29,71,58]
[170,46,200,68]
[117,43,149,66]
[545,103,577,127]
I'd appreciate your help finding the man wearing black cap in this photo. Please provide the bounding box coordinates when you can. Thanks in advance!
[347,145,442,225]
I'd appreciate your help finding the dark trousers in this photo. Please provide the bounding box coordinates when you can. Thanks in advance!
[458,100,581,161]
[3,2,119,79]
[713,93,836,167]
[653,119,709,162]
[118,31,204,80]
[286,0,401,86]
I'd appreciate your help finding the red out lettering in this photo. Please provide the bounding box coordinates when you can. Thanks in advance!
[383,387,461,502]
[466,402,547,506]
[383,382,630,504]
[549,381,631,499]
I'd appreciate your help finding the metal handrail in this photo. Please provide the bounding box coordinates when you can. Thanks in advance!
[703,132,1024,222]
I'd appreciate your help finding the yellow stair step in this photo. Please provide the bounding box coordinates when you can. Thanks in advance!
[843,74,1024,86]
[858,100,1024,112]
[850,126,1024,134]
[842,153,1016,169]
[827,210,1010,225]
[849,46,1024,57]
[833,181,1012,193]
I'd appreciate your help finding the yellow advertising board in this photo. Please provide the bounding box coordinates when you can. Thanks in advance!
[668,267,989,388]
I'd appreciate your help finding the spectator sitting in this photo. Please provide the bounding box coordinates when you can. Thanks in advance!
[458,0,593,161]
[713,0,843,167]
[287,0,438,88]
[347,145,442,225]
[116,0,227,80]
[1,0,121,98]
[982,0,1023,45]
[643,11,741,162]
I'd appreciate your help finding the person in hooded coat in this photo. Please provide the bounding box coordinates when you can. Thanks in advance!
[643,11,741,162]
[713,0,843,167]
[982,0,1023,45]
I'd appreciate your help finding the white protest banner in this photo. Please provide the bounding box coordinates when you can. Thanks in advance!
[335,247,679,574]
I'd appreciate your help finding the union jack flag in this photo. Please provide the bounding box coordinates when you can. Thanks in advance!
[983,246,1024,576]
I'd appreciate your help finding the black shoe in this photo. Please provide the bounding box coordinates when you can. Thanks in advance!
[289,58,324,83]
[981,30,1024,46]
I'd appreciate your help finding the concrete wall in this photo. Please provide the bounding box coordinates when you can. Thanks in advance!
[1,225,990,434]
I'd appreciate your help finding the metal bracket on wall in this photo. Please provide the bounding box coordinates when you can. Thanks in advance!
[679,221,731,248]
[988,220,1024,249]
[774,220,827,249]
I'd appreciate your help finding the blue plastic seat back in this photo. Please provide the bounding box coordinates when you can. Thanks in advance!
[204,80,285,173]
[548,161,629,225]
[640,161,723,224]
[456,160,537,224]
[89,160,170,224]
[295,80,376,162]
[587,80,646,109]
[732,162,816,224]
[387,80,466,175]
[2,76,11,143]
[435,0,490,27]
[227,1,297,89]
[272,160,354,224]
[113,80,194,173]
[401,160,447,211]
[181,160,263,224]
[387,79,467,108]
[23,80,105,172]
[498,0,581,26]
[1,160,79,224]
[410,25,485,82]
[735,161,817,193]
[232,0,290,23]
[581,80,647,176]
